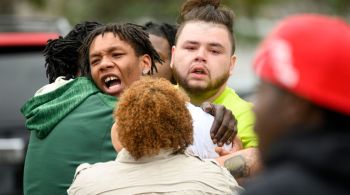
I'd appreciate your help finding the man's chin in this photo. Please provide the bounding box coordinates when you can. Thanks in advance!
[183,83,208,93]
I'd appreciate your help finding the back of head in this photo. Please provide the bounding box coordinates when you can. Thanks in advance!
[143,22,177,49]
[44,21,102,83]
[253,14,350,116]
[80,23,162,77]
[114,77,193,160]
[176,0,236,53]
[65,21,102,43]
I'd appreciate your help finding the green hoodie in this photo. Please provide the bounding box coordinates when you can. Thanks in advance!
[21,77,117,195]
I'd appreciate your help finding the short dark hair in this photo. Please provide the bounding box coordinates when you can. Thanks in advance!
[44,21,102,83]
[79,23,162,77]
[176,0,236,54]
[143,22,177,50]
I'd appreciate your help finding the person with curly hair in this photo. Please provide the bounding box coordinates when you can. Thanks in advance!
[22,21,239,195]
[68,77,242,195]
[79,22,240,158]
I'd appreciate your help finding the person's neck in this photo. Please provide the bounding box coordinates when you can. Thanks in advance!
[185,84,227,106]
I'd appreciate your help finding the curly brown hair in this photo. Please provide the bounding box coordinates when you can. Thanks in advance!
[114,77,193,160]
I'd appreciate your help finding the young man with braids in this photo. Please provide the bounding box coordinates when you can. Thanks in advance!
[22,22,238,195]
[34,21,102,95]
[143,21,177,84]
[68,77,242,195]
[21,21,115,195]
[170,0,260,182]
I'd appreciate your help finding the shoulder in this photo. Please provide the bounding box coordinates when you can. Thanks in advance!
[186,103,213,122]
[214,87,253,113]
[76,91,116,112]
[183,155,243,193]
[68,161,116,194]
[182,154,236,179]
[34,76,74,96]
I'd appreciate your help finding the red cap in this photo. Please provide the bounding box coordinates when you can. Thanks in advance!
[253,14,350,115]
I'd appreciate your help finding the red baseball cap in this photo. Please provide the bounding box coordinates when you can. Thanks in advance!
[253,14,350,115]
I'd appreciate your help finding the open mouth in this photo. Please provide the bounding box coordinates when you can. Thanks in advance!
[104,76,121,88]
[191,66,208,75]
[192,69,206,75]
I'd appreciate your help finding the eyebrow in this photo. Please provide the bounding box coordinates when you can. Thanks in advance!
[183,40,199,45]
[183,40,224,49]
[208,42,225,49]
[90,46,124,58]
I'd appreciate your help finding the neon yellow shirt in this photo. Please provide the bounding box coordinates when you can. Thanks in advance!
[213,87,258,148]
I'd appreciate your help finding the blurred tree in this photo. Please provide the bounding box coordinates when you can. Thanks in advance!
[0,0,18,14]
[25,0,349,24]
[322,0,350,16]
[26,0,182,24]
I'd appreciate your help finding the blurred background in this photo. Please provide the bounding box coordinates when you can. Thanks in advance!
[0,0,349,194]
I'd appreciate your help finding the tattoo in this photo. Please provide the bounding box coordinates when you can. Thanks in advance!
[224,155,249,178]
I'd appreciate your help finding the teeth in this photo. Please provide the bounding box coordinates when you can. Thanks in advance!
[104,76,118,83]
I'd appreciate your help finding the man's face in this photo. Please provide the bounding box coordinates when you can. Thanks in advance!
[254,82,295,157]
[89,32,150,97]
[149,34,173,82]
[171,21,236,95]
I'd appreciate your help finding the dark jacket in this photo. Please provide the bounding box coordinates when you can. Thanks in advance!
[21,77,117,195]
[243,128,350,195]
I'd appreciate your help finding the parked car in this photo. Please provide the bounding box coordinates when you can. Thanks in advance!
[0,15,70,195]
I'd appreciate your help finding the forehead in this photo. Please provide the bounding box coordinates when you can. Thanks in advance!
[177,21,232,47]
[89,32,134,54]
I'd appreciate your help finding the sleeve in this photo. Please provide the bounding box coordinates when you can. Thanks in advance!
[185,103,232,159]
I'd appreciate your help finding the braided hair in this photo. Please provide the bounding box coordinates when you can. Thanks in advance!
[44,21,102,83]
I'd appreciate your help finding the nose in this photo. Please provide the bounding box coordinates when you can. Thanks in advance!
[99,56,114,70]
[194,47,207,63]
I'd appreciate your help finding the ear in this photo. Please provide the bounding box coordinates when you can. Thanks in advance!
[140,54,151,75]
[229,54,237,75]
[170,46,176,69]
[111,122,123,152]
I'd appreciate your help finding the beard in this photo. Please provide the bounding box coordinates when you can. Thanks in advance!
[172,66,230,96]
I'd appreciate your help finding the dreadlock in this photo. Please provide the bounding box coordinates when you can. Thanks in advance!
[44,21,102,83]
[79,23,162,77]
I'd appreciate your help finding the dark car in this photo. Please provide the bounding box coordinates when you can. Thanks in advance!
[0,16,70,195]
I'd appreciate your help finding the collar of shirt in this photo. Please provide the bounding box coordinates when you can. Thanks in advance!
[117,148,177,163]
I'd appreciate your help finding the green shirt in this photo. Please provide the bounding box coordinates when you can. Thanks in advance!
[213,87,258,148]
[21,78,117,195]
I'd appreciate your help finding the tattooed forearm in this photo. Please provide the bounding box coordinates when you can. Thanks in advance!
[223,154,249,178]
